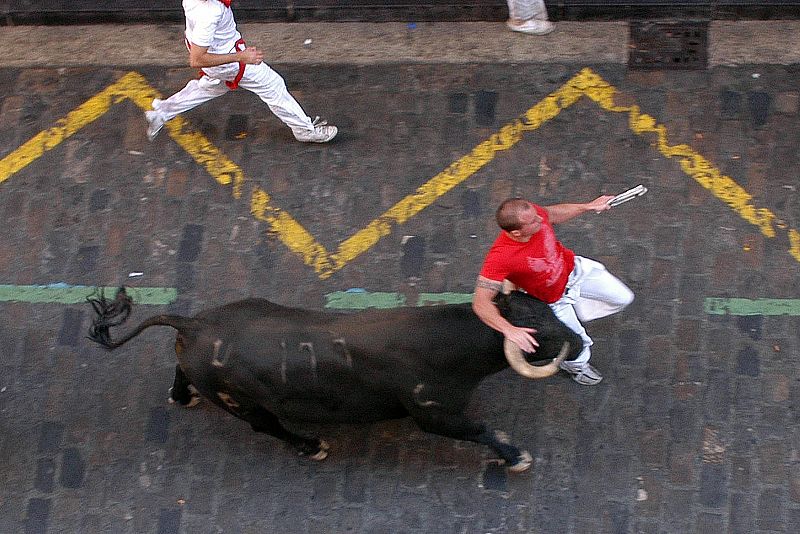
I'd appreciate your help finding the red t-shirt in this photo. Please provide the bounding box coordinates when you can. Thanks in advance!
[479,205,575,304]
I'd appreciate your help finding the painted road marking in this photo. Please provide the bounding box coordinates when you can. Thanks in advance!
[0,72,244,196]
[1,69,798,279]
[704,297,800,316]
[0,284,177,305]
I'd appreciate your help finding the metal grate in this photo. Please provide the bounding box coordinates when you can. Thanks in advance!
[629,21,709,70]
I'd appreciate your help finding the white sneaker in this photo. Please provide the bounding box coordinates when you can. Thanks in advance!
[506,18,555,35]
[145,99,165,141]
[293,117,337,143]
[562,363,603,386]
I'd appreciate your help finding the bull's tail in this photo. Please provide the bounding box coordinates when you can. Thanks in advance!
[87,287,193,350]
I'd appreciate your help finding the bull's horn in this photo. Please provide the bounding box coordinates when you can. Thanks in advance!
[503,340,569,379]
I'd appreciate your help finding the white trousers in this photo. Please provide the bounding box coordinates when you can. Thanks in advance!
[549,256,634,371]
[154,60,314,133]
[506,0,549,21]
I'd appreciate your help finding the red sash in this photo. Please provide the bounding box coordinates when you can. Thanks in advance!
[223,38,247,90]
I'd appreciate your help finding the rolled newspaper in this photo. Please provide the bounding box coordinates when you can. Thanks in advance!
[608,184,647,207]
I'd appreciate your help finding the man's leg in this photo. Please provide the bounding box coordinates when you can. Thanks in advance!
[549,258,633,385]
[548,299,598,383]
[146,76,229,141]
[238,62,337,143]
[572,261,634,323]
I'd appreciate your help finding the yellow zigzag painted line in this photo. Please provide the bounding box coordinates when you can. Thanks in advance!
[576,69,778,237]
[573,68,800,262]
[1,68,798,278]
[0,72,246,197]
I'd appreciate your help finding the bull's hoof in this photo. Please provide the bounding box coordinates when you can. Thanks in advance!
[311,440,331,461]
[508,451,532,473]
[167,387,201,407]
[309,449,328,461]
[301,440,330,461]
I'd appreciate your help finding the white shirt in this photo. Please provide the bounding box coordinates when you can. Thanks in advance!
[183,0,241,54]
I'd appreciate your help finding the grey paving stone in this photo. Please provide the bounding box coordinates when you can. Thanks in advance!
[58,447,86,489]
[695,512,725,534]
[145,406,171,444]
[156,508,182,534]
[24,498,50,534]
[37,422,64,454]
[748,91,772,128]
[699,462,727,508]
[474,90,498,127]
[177,224,205,262]
[481,461,507,492]
[757,487,786,531]
[400,235,425,279]
[736,344,761,376]
[34,458,55,493]
[720,89,743,120]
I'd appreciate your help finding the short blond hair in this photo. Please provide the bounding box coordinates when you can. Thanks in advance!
[495,198,531,231]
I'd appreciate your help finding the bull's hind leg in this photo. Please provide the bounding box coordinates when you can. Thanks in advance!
[168,365,200,407]
[408,408,532,472]
[241,405,330,461]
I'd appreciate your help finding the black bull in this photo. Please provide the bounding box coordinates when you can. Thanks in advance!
[88,288,582,472]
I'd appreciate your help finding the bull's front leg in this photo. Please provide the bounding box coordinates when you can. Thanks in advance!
[406,408,532,472]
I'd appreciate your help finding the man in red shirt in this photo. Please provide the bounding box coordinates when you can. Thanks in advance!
[472,197,634,385]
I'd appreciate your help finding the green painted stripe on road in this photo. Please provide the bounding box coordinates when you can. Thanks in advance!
[0,284,177,305]
[704,298,800,316]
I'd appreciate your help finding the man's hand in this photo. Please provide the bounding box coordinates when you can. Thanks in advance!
[586,195,615,213]
[473,279,542,353]
[238,46,264,65]
[503,325,539,354]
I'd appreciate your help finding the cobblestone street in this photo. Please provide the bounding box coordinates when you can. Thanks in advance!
[1,44,800,533]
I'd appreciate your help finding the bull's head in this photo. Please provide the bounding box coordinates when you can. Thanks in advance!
[494,291,570,379]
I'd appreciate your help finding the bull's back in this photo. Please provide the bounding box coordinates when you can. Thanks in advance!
[179,311,408,423]
[173,299,563,424]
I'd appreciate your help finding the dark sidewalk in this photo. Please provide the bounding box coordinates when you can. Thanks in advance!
[1,59,799,533]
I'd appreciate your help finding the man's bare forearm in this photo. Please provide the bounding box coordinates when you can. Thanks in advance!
[189,51,242,69]
[472,280,540,352]
[545,195,614,224]
[543,203,590,224]
[472,281,513,335]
